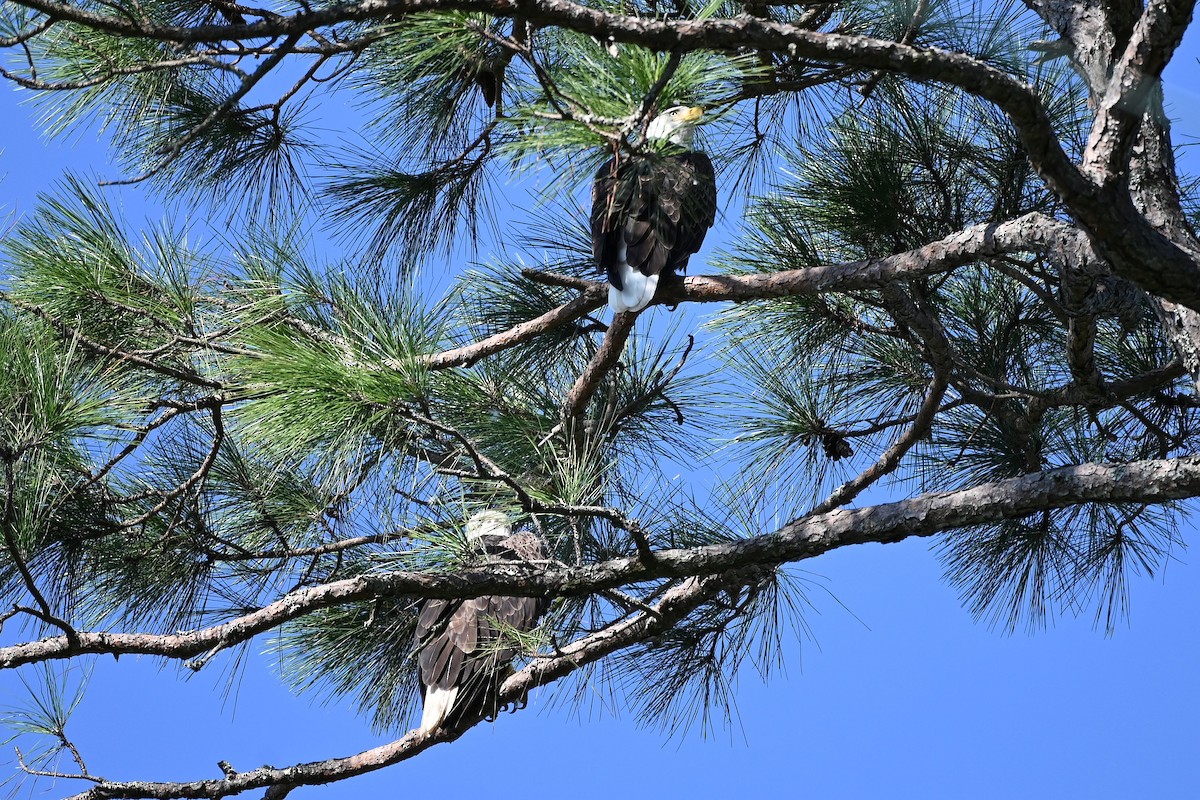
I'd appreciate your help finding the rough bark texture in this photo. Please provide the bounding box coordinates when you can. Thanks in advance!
[1028,0,1200,386]
[5,454,1200,673]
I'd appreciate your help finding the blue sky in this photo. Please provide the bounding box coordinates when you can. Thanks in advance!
[2,16,1200,800]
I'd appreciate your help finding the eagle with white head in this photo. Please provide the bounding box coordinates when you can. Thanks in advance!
[591,105,718,313]
[414,510,547,732]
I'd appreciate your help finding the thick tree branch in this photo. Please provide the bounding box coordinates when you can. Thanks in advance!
[417,217,1069,373]
[1082,0,1195,182]
[562,309,638,422]
[6,453,1200,671]
[416,215,1114,385]
[63,575,729,800]
[8,0,1091,198]
[424,284,607,369]
[658,214,1096,304]
[1029,0,1200,315]
[11,0,1200,304]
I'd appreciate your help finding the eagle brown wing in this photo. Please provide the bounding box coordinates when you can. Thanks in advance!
[591,156,628,288]
[673,151,716,263]
[414,532,547,729]
[591,150,716,290]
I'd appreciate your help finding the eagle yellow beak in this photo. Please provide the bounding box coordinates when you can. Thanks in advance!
[680,106,704,122]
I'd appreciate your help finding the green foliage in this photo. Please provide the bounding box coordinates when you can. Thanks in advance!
[940,502,1181,634]
[4,177,195,359]
[322,145,495,269]
[16,23,183,135]
[123,79,311,216]
[226,269,448,462]
[618,567,814,737]
[0,312,123,609]
[0,316,114,459]
[533,35,750,123]
[11,16,310,215]
[274,588,423,733]
[351,14,513,156]
[0,0,1197,755]
[0,663,91,789]
[502,37,758,182]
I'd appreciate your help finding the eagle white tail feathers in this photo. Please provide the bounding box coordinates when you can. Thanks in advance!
[420,686,459,732]
[608,261,659,313]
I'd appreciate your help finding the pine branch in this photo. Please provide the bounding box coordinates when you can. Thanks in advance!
[12,0,1198,306]
[1,292,224,389]
[5,453,1200,671]
[425,283,607,369]
[562,309,637,423]
[117,406,225,529]
[810,369,949,514]
[57,574,732,800]
[100,32,304,187]
[658,214,1101,304]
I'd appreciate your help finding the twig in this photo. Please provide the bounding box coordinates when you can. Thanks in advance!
[15,746,102,783]
[1,292,224,388]
[424,284,607,369]
[809,371,949,515]
[606,334,694,430]
[100,32,304,186]
[858,0,930,100]
[520,268,602,291]
[118,406,225,529]
[64,395,225,507]
[634,50,682,143]
[1,458,78,642]
[842,397,964,438]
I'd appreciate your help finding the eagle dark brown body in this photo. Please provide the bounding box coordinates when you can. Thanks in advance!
[415,518,546,731]
[591,106,717,313]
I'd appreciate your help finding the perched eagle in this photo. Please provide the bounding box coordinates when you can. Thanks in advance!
[414,511,547,732]
[591,105,717,313]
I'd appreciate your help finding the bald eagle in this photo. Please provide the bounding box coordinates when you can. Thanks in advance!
[591,105,717,313]
[414,511,547,732]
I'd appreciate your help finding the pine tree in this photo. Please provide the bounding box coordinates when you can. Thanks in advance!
[1,0,1198,795]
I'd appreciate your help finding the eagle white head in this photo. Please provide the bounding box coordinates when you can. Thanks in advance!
[646,105,704,145]
[465,510,512,542]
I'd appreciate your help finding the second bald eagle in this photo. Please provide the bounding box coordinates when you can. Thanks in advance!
[591,106,717,313]
[414,511,547,732]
